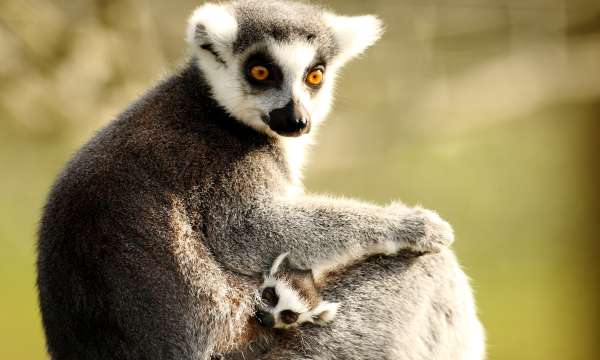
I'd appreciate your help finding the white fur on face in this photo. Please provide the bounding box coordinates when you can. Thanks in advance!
[268,41,336,192]
[188,3,338,138]
[260,275,310,329]
[189,37,337,139]
[260,276,340,329]
[261,253,340,329]
[269,40,338,134]
[188,4,275,136]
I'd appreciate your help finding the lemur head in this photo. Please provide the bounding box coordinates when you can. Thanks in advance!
[187,0,383,137]
[256,253,340,330]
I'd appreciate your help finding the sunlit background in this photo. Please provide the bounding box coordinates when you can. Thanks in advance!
[1,0,599,358]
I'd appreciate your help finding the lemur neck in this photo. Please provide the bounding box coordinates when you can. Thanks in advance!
[190,61,310,196]
[187,59,313,197]
[279,135,314,197]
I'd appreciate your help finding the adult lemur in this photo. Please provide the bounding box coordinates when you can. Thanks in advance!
[37,1,485,359]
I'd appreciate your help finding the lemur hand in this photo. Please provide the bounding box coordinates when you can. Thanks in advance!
[387,203,454,254]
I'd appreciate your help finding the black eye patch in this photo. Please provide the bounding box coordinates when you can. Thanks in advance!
[261,287,278,307]
[244,52,283,89]
[280,310,299,324]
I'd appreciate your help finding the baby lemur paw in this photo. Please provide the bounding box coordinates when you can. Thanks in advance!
[389,204,454,253]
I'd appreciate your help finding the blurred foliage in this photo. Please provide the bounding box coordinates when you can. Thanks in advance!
[1,0,599,359]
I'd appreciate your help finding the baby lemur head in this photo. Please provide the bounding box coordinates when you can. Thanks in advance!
[256,253,340,330]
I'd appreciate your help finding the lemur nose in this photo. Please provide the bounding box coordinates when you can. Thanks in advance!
[296,117,308,128]
[266,100,310,137]
[256,310,275,328]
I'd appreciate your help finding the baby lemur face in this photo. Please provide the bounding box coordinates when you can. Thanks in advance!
[256,253,339,330]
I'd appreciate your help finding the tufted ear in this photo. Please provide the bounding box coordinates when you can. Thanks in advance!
[186,3,238,58]
[269,252,291,276]
[311,301,340,325]
[324,13,383,65]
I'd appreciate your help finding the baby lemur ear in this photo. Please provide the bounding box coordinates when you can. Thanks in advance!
[323,13,383,66]
[311,301,341,326]
[261,271,269,280]
[269,252,292,276]
[186,3,238,62]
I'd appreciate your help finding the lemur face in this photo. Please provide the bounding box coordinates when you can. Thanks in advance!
[256,253,339,330]
[235,42,328,138]
[187,0,383,138]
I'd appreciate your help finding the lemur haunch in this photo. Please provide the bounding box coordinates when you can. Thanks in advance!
[37,1,484,359]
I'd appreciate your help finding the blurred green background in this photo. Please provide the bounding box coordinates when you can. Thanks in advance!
[1,0,599,358]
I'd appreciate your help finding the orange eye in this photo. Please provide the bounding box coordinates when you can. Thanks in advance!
[250,65,270,81]
[306,69,324,86]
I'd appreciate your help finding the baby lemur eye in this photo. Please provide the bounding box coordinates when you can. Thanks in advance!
[261,287,278,307]
[280,310,299,324]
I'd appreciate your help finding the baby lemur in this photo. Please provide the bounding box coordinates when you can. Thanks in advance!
[256,253,340,330]
[213,252,341,360]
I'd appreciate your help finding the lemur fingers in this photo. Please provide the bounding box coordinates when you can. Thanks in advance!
[389,205,455,253]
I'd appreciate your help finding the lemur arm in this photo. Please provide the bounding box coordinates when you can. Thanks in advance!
[206,194,453,275]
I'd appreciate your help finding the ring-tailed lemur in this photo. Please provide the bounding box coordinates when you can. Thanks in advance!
[37,1,484,359]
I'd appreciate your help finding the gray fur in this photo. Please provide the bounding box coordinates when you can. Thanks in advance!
[250,252,483,360]
[232,0,338,59]
[37,1,484,359]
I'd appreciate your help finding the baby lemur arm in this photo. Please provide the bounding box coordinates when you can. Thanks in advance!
[206,194,453,275]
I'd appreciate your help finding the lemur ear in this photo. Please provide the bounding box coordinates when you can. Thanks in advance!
[311,301,341,325]
[308,269,316,282]
[269,252,291,276]
[186,3,238,55]
[324,13,383,65]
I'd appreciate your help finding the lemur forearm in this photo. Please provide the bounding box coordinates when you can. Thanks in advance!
[206,195,439,275]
